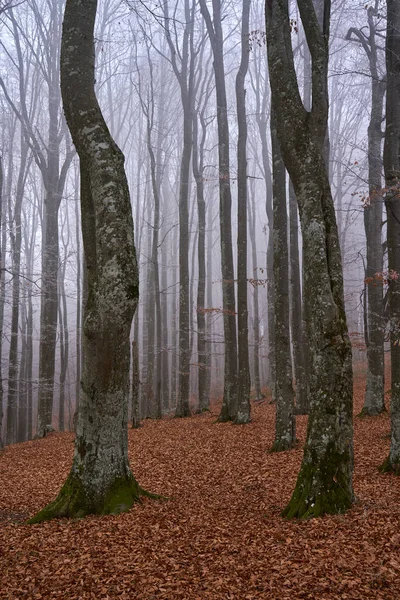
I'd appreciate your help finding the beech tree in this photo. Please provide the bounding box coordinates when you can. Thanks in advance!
[266,0,354,517]
[380,0,400,475]
[270,115,295,451]
[29,0,147,521]
[199,0,238,422]
[347,3,386,417]
[235,0,251,424]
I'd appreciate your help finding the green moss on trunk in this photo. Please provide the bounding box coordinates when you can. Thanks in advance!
[270,439,296,452]
[282,444,353,519]
[28,473,145,524]
[358,406,386,418]
[379,455,400,475]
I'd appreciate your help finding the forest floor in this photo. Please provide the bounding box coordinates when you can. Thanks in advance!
[1,370,400,600]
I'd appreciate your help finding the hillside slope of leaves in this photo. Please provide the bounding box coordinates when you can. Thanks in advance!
[1,371,400,599]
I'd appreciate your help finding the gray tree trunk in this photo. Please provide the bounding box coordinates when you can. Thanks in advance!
[347,8,386,416]
[248,179,264,401]
[289,181,309,414]
[0,154,5,449]
[235,0,251,424]
[266,0,354,518]
[17,294,27,443]
[270,117,295,451]
[199,0,238,421]
[380,0,400,475]
[131,340,140,429]
[162,0,195,418]
[30,0,146,522]
[6,130,28,445]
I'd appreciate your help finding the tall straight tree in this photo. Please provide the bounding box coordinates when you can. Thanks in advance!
[270,117,295,451]
[266,0,354,517]
[6,129,29,444]
[347,4,386,416]
[235,0,251,424]
[161,0,196,418]
[199,0,238,421]
[380,0,400,475]
[30,0,147,521]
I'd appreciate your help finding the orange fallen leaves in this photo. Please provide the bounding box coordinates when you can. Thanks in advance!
[0,367,400,599]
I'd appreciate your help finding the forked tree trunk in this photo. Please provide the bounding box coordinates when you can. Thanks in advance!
[266,0,354,518]
[29,0,147,522]
[380,0,400,475]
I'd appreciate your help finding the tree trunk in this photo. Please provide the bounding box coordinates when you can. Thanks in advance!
[30,0,147,522]
[131,340,141,429]
[248,179,264,401]
[270,118,295,451]
[193,114,208,412]
[347,9,386,416]
[58,253,69,432]
[17,294,27,443]
[380,0,400,474]
[199,0,238,421]
[289,181,309,414]
[266,0,354,518]
[235,0,251,424]
[6,131,28,445]
[0,154,5,449]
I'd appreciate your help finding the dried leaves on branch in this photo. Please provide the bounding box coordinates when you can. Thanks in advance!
[1,372,400,599]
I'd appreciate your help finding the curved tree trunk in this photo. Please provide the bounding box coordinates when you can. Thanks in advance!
[30,0,146,522]
[266,0,354,518]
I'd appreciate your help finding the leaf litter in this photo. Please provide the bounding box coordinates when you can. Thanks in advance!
[1,369,400,599]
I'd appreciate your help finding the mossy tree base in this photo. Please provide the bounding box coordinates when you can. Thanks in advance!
[233,413,251,425]
[28,472,150,524]
[379,455,400,475]
[270,439,297,453]
[358,406,386,418]
[282,447,353,519]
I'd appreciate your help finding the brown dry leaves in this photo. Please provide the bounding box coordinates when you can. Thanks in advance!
[1,370,400,599]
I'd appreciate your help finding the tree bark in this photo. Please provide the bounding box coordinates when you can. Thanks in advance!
[199,0,238,421]
[131,340,141,429]
[266,0,354,518]
[289,181,309,414]
[347,6,386,416]
[29,0,146,522]
[270,117,295,451]
[380,0,400,474]
[248,178,264,401]
[235,0,251,424]
[6,130,28,444]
